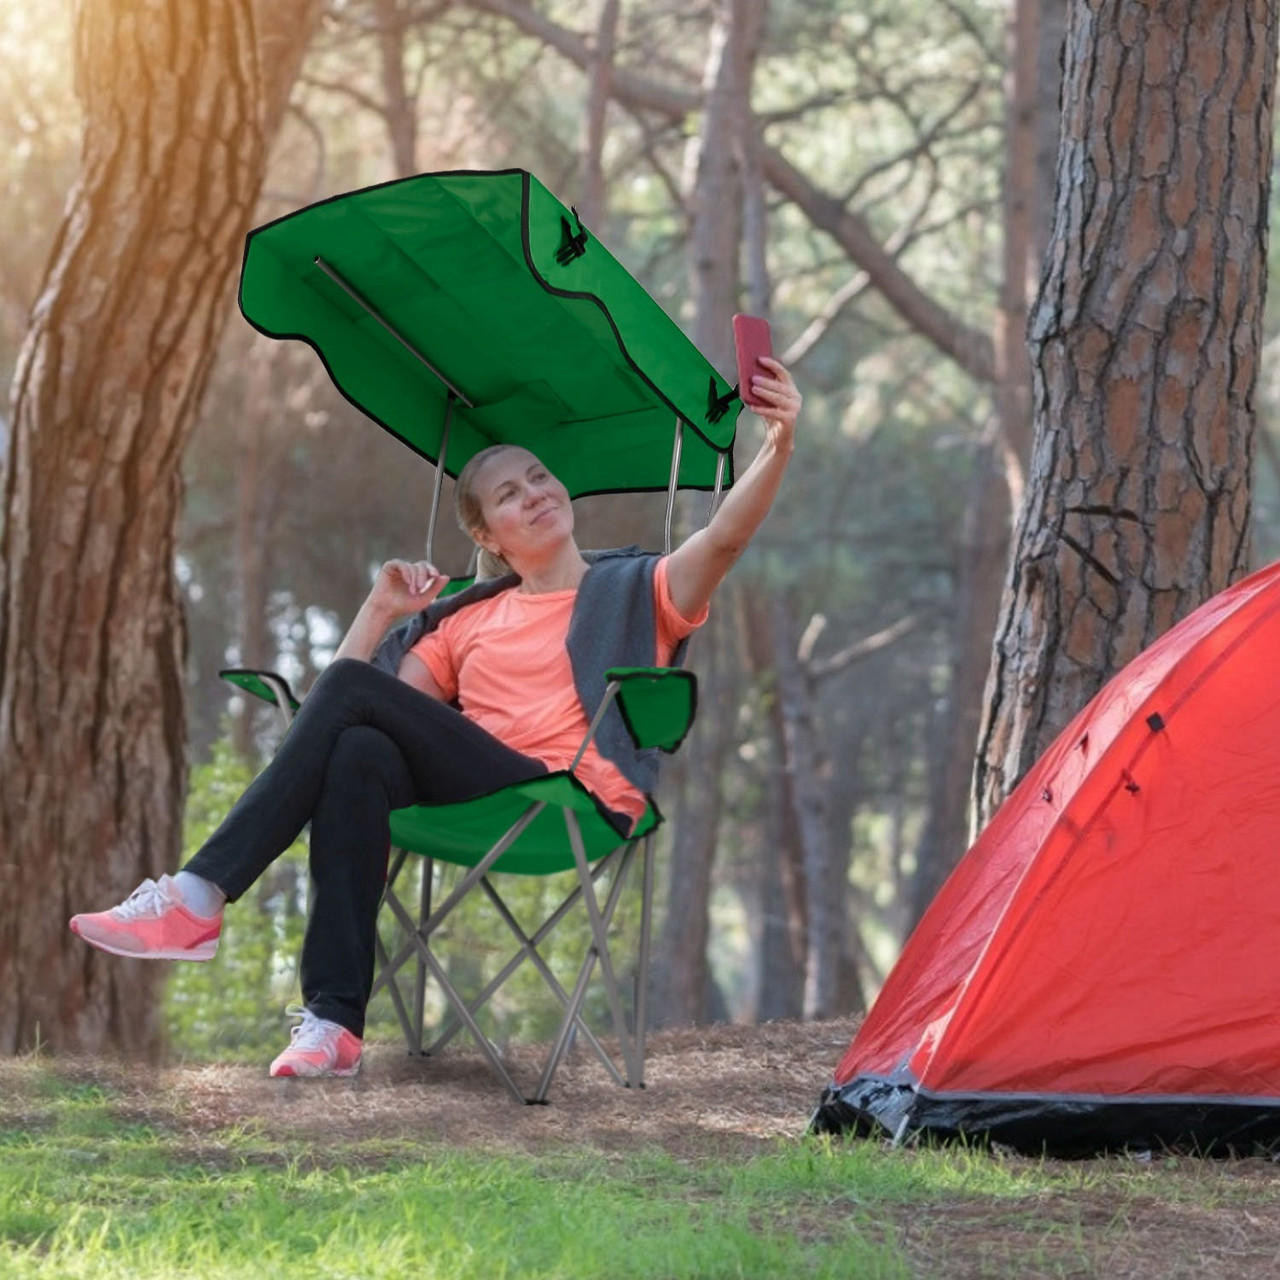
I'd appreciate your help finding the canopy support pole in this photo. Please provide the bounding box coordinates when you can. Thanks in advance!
[425,394,454,564]
[706,451,727,526]
[664,418,684,555]
[313,257,474,407]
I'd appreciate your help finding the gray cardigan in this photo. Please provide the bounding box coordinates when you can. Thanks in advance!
[372,547,688,799]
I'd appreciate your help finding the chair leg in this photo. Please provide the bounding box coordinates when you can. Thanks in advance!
[412,857,433,1054]
[376,802,547,985]
[374,926,418,1052]
[428,856,629,1085]
[371,801,652,1103]
[531,843,638,1101]
[562,809,643,1089]
[635,833,655,1086]
[373,848,420,1053]
[383,891,528,1104]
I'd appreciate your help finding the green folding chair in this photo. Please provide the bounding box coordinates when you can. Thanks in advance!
[226,169,737,1101]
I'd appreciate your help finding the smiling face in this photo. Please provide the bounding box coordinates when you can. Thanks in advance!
[468,447,575,567]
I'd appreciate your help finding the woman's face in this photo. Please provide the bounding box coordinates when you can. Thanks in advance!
[470,448,574,564]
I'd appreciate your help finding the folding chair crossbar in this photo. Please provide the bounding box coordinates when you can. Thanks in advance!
[383,891,528,1102]
[378,845,615,1057]
[373,929,419,1051]
[563,808,642,1087]
[377,832,644,1101]
[430,856,632,1081]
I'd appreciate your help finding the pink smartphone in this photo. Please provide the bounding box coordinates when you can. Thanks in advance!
[733,314,773,408]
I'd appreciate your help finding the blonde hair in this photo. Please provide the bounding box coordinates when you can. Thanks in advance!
[454,443,519,580]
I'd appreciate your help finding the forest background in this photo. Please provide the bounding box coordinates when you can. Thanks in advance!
[1,0,1277,1059]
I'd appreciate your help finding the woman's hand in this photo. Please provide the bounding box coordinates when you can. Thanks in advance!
[369,559,450,618]
[748,356,802,455]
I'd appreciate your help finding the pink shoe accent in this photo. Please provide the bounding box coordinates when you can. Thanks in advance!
[269,1006,363,1078]
[69,875,222,961]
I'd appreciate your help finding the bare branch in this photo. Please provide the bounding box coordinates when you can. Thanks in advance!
[809,614,921,681]
[610,110,689,215]
[297,73,386,116]
[842,78,988,208]
[454,0,996,384]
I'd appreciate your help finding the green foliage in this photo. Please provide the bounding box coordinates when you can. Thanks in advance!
[163,742,307,1061]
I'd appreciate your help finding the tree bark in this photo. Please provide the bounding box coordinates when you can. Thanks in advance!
[0,0,318,1055]
[973,0,1279,828]
[684,0,765,365]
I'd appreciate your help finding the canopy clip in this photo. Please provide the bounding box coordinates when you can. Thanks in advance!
[555,207,590,264]
[1122,769,1140,794]
[707,379,740,423]
[1146,712,1165,732]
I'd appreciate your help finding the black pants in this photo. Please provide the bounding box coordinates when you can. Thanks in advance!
[184,658,548,1036]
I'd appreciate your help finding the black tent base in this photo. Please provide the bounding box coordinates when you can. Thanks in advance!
[811,1076,1280,1158]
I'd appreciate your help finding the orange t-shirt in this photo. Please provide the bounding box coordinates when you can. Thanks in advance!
[408,557,706,826]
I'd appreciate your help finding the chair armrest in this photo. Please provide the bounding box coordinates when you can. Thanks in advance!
[219,668,301,715]
[605,667,697,753]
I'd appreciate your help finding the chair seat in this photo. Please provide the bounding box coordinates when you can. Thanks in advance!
[387,771,659,875]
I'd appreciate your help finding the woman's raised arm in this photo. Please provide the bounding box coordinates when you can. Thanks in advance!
[665,356,802,621]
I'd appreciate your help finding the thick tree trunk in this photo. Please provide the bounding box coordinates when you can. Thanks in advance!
[0,0,317,1054]
[973,0,1279,828]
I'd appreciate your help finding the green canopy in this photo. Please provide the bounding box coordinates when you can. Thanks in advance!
[239,168,739,499]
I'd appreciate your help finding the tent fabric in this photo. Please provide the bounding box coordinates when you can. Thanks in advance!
[813,560,1280,1154]
[238,168,737,499]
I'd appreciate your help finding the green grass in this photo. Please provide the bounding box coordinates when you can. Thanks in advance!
[3,1064,1280,1279]
[0,1069,909,1280]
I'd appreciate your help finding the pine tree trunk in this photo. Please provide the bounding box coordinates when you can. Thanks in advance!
[653,605,737,1025]
[579,0,621,227]
[651,0,765,1027]
[374,0,420,179]
[0,0,316,1054]
[973,0,1279,828]
[767,598,843,1019]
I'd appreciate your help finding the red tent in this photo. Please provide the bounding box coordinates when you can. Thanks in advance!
[813,561,1280,1155]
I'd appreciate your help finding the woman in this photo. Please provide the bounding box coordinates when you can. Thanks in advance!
[71,357,802,1077]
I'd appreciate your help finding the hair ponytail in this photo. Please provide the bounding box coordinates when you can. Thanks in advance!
[454,444,518,581]
[475,546,512,581]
